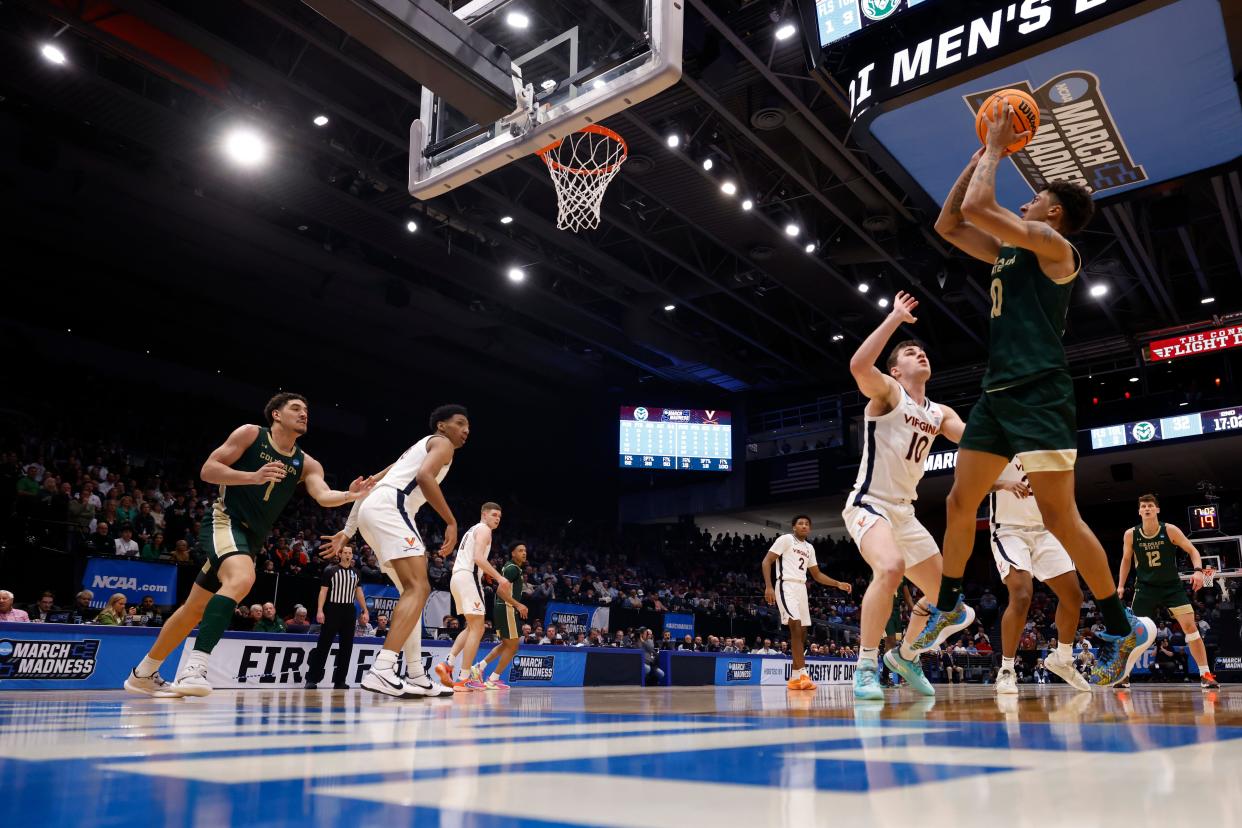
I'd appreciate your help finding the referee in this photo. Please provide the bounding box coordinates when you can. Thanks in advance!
[306,545,368,689]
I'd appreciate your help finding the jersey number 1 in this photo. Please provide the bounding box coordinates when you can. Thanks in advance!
[263,480,276,502]
[905,433,930,463]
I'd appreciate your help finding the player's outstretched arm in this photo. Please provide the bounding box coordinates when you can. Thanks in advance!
[934,148,1001,264]
[938,403,967,444]
[962,102,1073,267]
[417,436,459,556]
[1167,523,1207,590]
[201,424,278,486]
[808,565,851,593]
[849,292,915,411]
[301,454,375,508]
[1117,529,1135,599]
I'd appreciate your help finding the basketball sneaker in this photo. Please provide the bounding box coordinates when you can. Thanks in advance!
[995,666,1018,695]
[1201,671,1220,689]
[402,672,447,698]
[1043,648,1091,692]
[797,673,816,691]
[463,666,487,691]
[361,661,412,697]
[883,649,934,696]
[434,660,454,687]
[909,597,976,653]
[1088,610,1156,687]
[786,673,804,690]
[485,674,510,690]
[169,662,212,697]
[1114,677,1131,690]
[123,668,179,698]
[853,660,884,701]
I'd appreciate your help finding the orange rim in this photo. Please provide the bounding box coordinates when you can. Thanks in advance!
[536,124,628,175]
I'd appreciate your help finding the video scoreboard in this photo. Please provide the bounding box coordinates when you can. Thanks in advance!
[809,0,933,50]
[618,406,732,471]
[1088,406,1242,450]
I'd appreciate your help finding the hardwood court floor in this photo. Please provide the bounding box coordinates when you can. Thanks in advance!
[2,683,1239,827]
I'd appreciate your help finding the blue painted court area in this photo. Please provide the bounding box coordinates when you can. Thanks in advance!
[2,686,1241,827]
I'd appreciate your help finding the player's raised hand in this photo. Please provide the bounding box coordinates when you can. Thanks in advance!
[346,475,376,500]
[983,101,1027,155]
[251,461,287,485]
[890,291,919,324]
[438,523,458,558]
[764,586,776,605]
[318,530,348,559]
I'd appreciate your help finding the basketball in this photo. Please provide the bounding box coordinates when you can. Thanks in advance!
[976,89,1040,154]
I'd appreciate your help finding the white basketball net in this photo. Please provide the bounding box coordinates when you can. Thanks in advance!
[537,126,627,232]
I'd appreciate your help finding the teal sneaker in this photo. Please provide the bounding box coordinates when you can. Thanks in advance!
[909,597,976,653]
[853,659,884,701]
[1089,610,1156,687]
[883,648,935,696]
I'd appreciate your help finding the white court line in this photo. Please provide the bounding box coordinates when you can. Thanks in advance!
[29,719,749,761]
[794,745,1099,770]
[104,725,943,783]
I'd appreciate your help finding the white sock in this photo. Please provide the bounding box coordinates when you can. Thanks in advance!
[858,646,879,665]
[374,649,398,670]
[402,636,424,678]
[1001,656,1015,672]
[184,650,209,672]
[136,655,163,677]
[490,672,501,682]
[1057,641,1073,659]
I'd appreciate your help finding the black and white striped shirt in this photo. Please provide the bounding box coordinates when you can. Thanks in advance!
[321,564,359,605]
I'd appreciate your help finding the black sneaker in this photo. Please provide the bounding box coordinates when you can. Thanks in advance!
[305,682,318,690]
[333,683,349,690]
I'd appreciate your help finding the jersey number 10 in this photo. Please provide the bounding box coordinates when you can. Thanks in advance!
[905,433,931,463]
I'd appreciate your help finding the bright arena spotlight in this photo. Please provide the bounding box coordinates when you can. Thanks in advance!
[221,126,269,168]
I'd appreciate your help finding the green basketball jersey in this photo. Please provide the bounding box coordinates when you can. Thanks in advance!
[982,245,1077,392]
[217,427,304,537]
[496,561,524,607]
[1132,522,1180,587]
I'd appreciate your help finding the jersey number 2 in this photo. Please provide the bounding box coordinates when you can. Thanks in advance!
[905,433,930,463]
[990,278,1003,318]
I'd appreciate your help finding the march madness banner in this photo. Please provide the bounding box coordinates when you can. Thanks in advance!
[664,612,694,639]
[81,558,178,609]
[544,602,610,637]
[360,585,452,630]
[0,623,183,690]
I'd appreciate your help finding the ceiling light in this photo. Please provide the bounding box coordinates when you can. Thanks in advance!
[297,225,308,231]
[1202,296,1216,304]
[312,114,329,127]
[741,199,753,211]
[664,304,676,312]
[784,223,800,237]
[1089,283,1108,298]
[702,158,714,171]
[540,79,557,91]
[878,298,890,308]
[720,181,737,196]
[508,267,526,283]
[500,215,514,224]
[1179,401,1189,407]
[506,11,530,28]
[40,43,67,65]
[831,334,845,342]
[804,242,816,254]
[858,283,870,294]
[775,23,797,41]
[666,133,680,148]
[1129,376,1139,383]
[222,127,269,167]
[592,78,606,90]
[405,220,418,233]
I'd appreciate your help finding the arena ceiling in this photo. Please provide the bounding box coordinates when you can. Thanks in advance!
[1,0,1240,399]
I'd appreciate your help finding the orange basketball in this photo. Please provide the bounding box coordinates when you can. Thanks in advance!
[976,89,1040,155]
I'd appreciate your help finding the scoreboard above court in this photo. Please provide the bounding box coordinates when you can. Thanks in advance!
[618,407,732,472]
[1088,406,1242,451]
[808,0,935,51]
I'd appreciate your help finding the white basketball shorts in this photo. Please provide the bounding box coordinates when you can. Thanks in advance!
[450,570,486,616]
[990,524,1074,583]
[357,486,425,582]
[842,498,939,567]
[776,580,810,626]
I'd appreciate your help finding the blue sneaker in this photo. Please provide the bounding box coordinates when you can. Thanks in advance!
[1089,610,1156,687]
[909,597,976,653]
[883,649,935,696]
[853,659,884,701]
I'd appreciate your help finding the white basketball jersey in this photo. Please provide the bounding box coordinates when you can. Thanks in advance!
[453,522,490,575]
[379,434,452,516]
[848,390,943,505]
[770,533,817,584]
[990,458,1042,528]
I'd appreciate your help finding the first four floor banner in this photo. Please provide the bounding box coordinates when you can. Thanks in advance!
[81,558,179,609]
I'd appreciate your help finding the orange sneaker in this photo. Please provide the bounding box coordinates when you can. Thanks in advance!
[434,661,454,686]
[452,678,473,692]
[798,674,817,691]
[786,675,804,690]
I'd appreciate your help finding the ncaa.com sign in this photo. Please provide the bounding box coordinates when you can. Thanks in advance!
[82,559,177,608]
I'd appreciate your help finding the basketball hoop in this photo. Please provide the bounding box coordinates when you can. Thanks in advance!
[536,125,627,232]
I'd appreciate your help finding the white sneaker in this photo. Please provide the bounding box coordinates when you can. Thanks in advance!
[169,662,212,697]
[361,662,413,697]
[996,667,1019,695]
[403,672,449,698]
[124,668,180,698]
[1044,649,1092,692]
